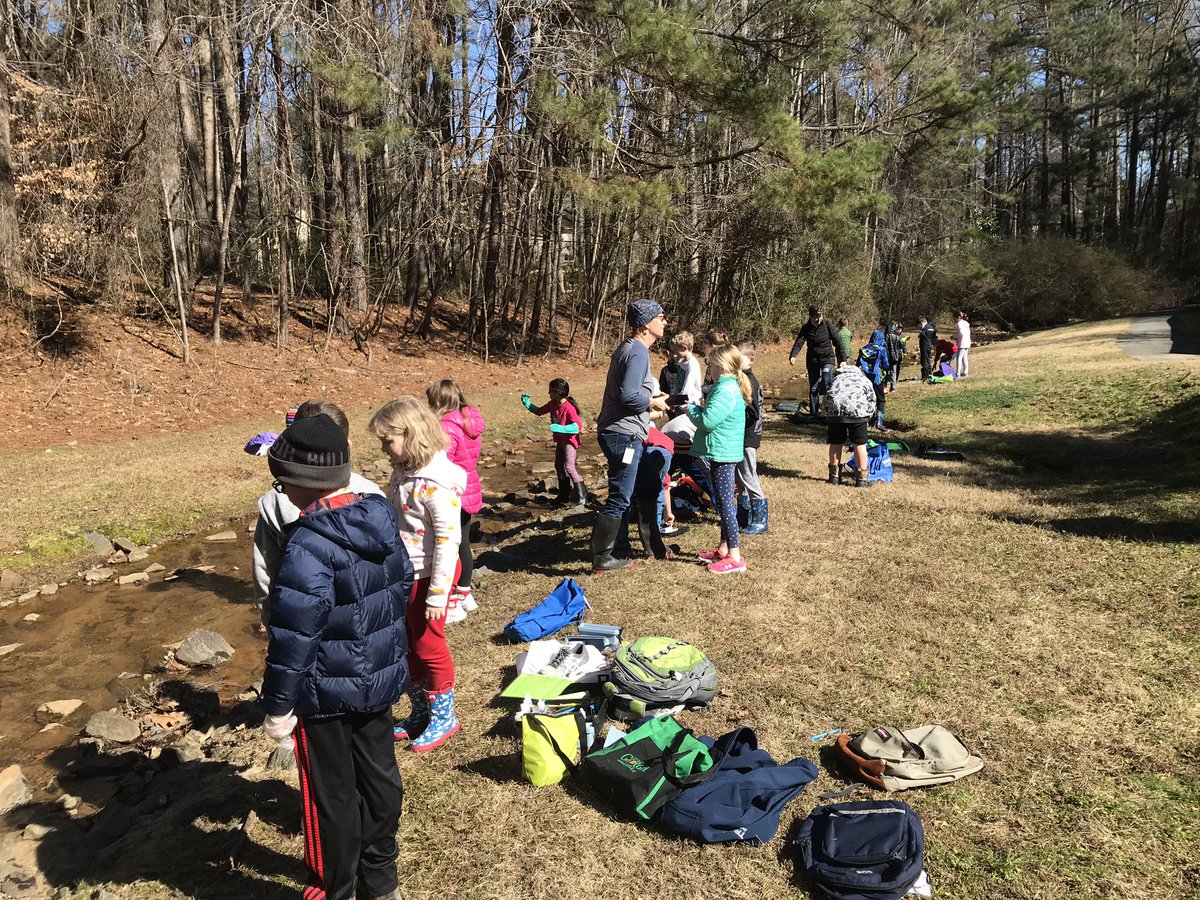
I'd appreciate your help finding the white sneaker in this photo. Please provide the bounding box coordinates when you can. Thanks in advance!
[444,603,468,624]
[455,588,478,612]
[538,644,588,679]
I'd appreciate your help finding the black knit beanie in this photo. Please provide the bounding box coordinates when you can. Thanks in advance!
[268,414,351,491]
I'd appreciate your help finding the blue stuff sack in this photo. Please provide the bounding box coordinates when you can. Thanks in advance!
[795,800,924,900]
[845,441,894,483]
[660,727,818,845]
[504,578,588,642]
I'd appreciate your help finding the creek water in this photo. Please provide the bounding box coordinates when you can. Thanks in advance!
[0,436,568,790]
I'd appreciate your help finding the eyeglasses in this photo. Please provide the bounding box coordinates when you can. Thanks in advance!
[272,480,286,493]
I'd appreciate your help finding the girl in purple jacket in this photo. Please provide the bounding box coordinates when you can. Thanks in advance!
[427,380,486,622]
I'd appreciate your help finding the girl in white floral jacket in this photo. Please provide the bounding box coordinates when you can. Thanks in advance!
[370,396,467,752]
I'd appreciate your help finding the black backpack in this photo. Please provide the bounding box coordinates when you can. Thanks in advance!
[795,800,925,900]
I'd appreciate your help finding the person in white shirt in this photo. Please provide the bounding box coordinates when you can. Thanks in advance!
[954,311,972,378]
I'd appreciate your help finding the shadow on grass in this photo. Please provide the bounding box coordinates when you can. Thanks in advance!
[959,392,1200,542]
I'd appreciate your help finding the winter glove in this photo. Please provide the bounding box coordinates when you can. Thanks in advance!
[548,423,579,435]
[521,393,535,412]
[263,711,297,742]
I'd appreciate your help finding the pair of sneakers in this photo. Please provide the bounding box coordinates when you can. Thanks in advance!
[538,643,590,680]
[696,549,747,574]
[444,586,477,624]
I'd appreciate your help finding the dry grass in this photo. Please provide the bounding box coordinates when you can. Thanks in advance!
[26,323,1200,899]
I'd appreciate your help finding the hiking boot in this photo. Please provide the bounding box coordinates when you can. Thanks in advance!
[410,687,460,752]
[393,684,430,742]
[591,514,637,572]
[855,472,872,488]
[828,464,840,486]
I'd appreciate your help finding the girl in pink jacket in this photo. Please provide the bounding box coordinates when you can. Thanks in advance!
[522,378,587,507]
[427,380,486,621]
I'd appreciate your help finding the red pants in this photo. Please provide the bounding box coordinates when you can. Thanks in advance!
[406,566,458,693]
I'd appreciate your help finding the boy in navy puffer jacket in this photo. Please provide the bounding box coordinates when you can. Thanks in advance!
[261,413,413,900]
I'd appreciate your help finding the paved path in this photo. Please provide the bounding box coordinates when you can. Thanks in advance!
[1118,308,1200,361]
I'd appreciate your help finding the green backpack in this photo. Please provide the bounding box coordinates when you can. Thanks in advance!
[604,637,718,721]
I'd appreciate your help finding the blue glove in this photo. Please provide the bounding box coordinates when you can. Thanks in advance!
[549,423,580,435]
[521,393,535,412]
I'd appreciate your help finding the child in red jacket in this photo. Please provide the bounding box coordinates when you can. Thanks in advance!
[522,378,587,507]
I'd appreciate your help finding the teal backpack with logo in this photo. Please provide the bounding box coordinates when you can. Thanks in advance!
[604,636,718,721]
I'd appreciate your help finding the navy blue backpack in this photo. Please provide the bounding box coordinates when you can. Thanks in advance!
[659,727,818,844]
[503,578,588,642]
[795,800,925,900]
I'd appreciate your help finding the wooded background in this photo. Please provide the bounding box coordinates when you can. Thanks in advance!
[1,0,1196,359]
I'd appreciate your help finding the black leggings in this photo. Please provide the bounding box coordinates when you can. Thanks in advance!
[458,508,474,588]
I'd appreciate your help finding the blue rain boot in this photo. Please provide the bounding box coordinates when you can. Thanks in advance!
[410,687,460,753]
[393,683,430,741]
[741,498,769,535]
[736,493,751,530]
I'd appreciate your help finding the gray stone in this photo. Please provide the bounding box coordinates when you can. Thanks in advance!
[530,462,557,475]
[84,710,141,744]
[267,745,296,770]
[17,589,38,602]
[205,530,237,542]
[23,822,53,841]
[126,548,149,563]
[143,563,166,574]
[117,572,149,586]
[0,569,22,590]
[39,583,58,596]
[112,538,139,553]
[0,643,21,657]
[175,629,235,667]
[38,699,83,720]
[22,613,39,622]
[0,869,38,898]
[83,532,112,555]
[106,551,129,565]
[84,568,115,584]
[161,744,203,768]
[0,764,32,813]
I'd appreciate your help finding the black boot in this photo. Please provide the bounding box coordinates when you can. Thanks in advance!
[828,464,840,485]
[550,475,572,506]
[636,497,670,560]
[591,515,637,573]
[572,480,588,507]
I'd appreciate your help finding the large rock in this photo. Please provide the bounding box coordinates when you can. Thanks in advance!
[84,710,141,744]
[205,530,237,542]
[0,643,21,657]
[116,572,149,586]
[0,569,22,590]
[0,765,31,813]
[84,568,115,585]
[38,699,83,720]
[83,532,112,555]
[530,462,557,475]
[112,538,139,554]
[175,629,235,667]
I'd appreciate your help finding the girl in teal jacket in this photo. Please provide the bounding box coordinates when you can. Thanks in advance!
[687,344,751,574]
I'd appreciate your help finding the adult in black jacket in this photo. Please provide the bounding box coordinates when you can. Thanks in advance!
[885,322,905,389]
[918,316,938,380]
[789,305,845,417]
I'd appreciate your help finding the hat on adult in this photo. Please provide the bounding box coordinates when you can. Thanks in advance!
[808,304,822,317]
[627,298,664,330]
[268,414,351,490]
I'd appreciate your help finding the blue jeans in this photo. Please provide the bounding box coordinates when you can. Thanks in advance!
[808,361,834,416]
[597,430,644,520]
[615,445,671,550]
